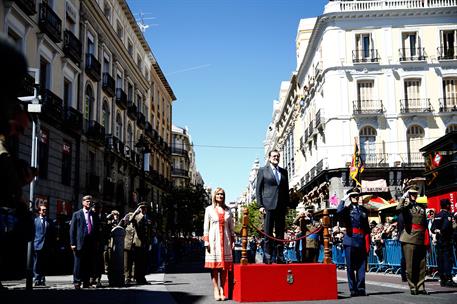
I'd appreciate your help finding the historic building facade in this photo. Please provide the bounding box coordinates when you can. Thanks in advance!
[0,0,175,218]
[263,0,457,211]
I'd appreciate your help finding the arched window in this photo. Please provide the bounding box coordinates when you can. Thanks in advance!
[446,124,457,134]
[84,84,94,123]
[102,99,110,134]
[359,126,377,164]
[115,112,123,140]
[406,125,424,164]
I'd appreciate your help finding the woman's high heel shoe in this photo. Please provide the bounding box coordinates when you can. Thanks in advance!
[214,286,221,301]
[219,286,225,301]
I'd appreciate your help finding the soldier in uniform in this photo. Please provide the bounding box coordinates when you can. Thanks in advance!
[431,199,457,287]
[130,202,153,285]
[337,187,370,297]
[397,185,429,295]
[293,209,322,263]
[119,210,136,284]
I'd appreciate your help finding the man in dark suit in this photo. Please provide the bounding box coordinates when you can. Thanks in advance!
[70,195,98,289]
[256,149,290,264]
[33,203,54,286]
[337,187,370,297]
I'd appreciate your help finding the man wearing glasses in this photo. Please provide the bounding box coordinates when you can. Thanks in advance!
[33,203,54,286]
[256,149,290,264]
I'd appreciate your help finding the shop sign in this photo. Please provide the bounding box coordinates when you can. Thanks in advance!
[362,179,388,193]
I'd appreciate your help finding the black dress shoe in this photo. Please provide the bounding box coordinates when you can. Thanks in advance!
[410,290,417,295]
[350,291,358,297]
[417,290,429,295]
[357,290,367,296]
[74,283,81,290]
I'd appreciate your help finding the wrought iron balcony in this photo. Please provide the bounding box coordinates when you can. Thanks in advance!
[353,100,384,115]
[13,0,36,16]
[64,107,83,132]
[106,135,125,157]
[38,2,61,43]
[85,120,105,146]
[352,49,380,63]
[359,153,390,168]
[145,122,153,138]
[308,121,315,136]
[18,72,36,98]
[439,97,457,113]
[399,152,424,167]
[102,73,115,97]
[437,46,457,60]
[63,30,82,64]
[85,53,101,82]
[172,147,189,157]
[40,89,63,122]
[400,98,432,114]
[137,112,146,129]
[399,47,427,62]
[127,102,137,120]
[172,168,189,178]
[115,88,127,109]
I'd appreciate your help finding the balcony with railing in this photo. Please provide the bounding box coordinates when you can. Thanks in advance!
[400,98,432,114]
[172,147,189,157]
[137,112,146,129]
[399,152,424,167]
[63,30,82,64]
[105,135,125,157]
[64,107,83,132]
[308,121,315,136]
[399,47,427,62]
[352,49,380,63]
[360,153,390,168]
[41,89,63,122]
[13,0,37,16]
[102,73,115,97]
[127,102,137,120]
[315,109,324,129]
[18,72,35,98]
[353,99,384,115]
[85,53,101,82]
[172,168,190,178]
[115,88,127,109]
[437,46,457,60]
[439,97,457,113]
[325,0,457,14]
[85,120,105,146]
[39,2,61,43]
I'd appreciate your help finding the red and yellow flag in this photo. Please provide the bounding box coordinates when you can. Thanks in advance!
[349,138,364,186]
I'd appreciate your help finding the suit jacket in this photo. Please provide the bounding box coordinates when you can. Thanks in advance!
[33,216,54,251]
[70,209,97,250]
[336,201,370,248]
[256,164,290,211]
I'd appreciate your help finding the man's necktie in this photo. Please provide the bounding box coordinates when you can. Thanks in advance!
[87,213,92,234]
[274,167,280,184]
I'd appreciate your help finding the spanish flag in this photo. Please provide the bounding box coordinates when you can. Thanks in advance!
[349,138,364,186]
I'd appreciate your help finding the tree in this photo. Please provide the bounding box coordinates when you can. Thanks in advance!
[235,201,263,238]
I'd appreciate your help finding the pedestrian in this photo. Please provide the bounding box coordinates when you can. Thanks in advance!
[69,195,98,289]
[336,187,370,297]
[293,209,321,263]
[33,203,54,286]
[431,199,457,287]
[203,187,235,301]
[397,185,429,295]
[130,202,153,285]
[105,210,120,274]
[119,210,136,284]
[91,201,108,287]
[256,149,290,264]
[0,35,34,290]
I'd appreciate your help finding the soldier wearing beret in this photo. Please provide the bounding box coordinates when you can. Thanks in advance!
[337,187,370,297]
[432,199,457,287]
[397,185,429,295]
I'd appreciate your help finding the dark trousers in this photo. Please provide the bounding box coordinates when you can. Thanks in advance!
[124,249,135,281]
[134,246,148,283]
[303,247,318,263]
[344,245,366,293]
[33,249,49,283]
[263,209,285,262]
[73,237,95,285]
[437,243,453,280]
[400,251,407,280]
[402,243,426,292]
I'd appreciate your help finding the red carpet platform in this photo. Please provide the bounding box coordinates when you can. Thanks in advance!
[231,263,338,302]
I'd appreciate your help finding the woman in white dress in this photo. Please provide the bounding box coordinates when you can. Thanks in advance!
[203,187,234,301]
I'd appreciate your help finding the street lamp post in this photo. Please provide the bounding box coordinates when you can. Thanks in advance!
[135,135,151,202]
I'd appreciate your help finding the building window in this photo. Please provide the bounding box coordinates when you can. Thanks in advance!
[446,124,457,134]
[38,129,49,179]
[63,79,72,109]
[7,27,23,51]
[40,56,51,91]
[442,78,457,110]
[127,40,133,56]
[440,29,456,59]
[61,141,72,186]
[360,126,377,164]
[87,32,95,55]
[84,85,94,123]
[116,74,123,90]
[102,100,110,133]
[127,83,133,102]
[355,33,374,61]
[356,80,374,112]
[401,32,420,60]
[406,125,425,163]
[103,1,111,22]
[127,123,133,149]
[103,54,110,74]
[115,112,123,140]
[116,20,123,39]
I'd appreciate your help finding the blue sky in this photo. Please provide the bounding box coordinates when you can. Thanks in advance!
[127,0,328,202]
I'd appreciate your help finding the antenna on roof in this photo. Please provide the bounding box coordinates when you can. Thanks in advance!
[135,12,158,33]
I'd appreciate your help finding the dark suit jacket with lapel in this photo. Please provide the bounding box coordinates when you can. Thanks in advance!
[70,209,95,251]
[256,164,290,211]
[33,216,54,251]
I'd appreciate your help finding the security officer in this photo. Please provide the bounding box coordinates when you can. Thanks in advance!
[397,185,429,295]
[337,187,370,297]
[432,199,457,287]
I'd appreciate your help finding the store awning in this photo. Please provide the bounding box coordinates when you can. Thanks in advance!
[361,195,390,210]
[377,196,427,211]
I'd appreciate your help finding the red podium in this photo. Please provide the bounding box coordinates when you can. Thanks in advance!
[231,263,338,302]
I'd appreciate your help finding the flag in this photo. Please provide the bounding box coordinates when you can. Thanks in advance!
[349,138,364,186]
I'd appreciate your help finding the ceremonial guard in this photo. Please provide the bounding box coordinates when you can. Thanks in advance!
[397,185,429,295]
[337,187,370,297]
[431,199,457,287]
[293,209,321,263]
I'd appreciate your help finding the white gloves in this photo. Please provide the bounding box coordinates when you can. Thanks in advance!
[401,191,409,200]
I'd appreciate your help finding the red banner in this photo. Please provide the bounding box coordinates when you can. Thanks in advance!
[427,191,457,213]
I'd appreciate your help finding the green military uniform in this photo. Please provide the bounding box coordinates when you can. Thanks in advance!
[130,203,153,285]
[397,186,428,295]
